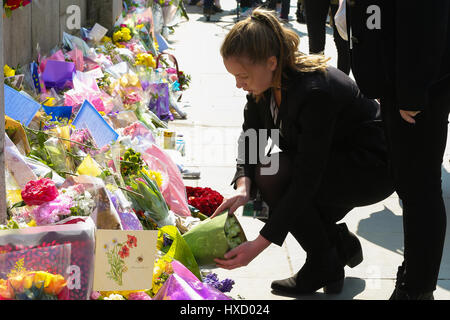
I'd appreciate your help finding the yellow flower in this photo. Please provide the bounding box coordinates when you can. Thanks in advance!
[101,36,112,43]
[113,30,123,43]
[136,24,145,30]
[4,65,15,78]
[43,97,56,106]
[142,168,163,189]
[33,271,52,289]
[27,220,37,227]
[23,273,34,290]
[136,53,156,69]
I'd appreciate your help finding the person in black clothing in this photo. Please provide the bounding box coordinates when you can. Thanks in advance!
[210,8,394,294]
[346,1,450,300]
[304,0,350,75]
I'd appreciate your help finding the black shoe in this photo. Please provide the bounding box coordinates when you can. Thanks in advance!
[389,262,434,300]
[203,6,214,15]
[271,247,345,295]
[392,287,434,300]
[212,4,223,12]
[335,223,363,268]
[389,262,406,300]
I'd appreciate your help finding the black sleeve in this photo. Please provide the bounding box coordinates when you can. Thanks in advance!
[259,89,340,246]
[230,96,265,189]
[395,2,450,110]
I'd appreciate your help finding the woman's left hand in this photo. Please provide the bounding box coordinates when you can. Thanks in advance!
[214,235,271,270]
[400,109,421,124]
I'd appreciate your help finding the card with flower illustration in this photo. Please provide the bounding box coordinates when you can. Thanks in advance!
[93,230,158,291]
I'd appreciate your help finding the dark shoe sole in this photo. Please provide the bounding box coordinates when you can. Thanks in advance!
[271,277,344,295]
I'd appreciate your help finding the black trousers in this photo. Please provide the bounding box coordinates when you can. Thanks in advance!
[303,0,350,75]
[380,80,450,293]
[267,0,290,19]
[254,149,394,257]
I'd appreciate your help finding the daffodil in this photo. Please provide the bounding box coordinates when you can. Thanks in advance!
[4,65,15,78]
[113,31,123,43]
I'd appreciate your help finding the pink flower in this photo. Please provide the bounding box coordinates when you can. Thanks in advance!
[31,195,73,226]
[166,68,177,75]
[128,292,152,300]
[90,291,102,300]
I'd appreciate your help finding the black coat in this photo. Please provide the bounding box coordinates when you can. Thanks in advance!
[346,0,450,110]
[231,66,388,245]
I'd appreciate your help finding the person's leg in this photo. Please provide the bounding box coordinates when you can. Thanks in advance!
[381,83,450,296]
[303,0,331,54]
[254,153,333,255]
[329,3,350,74]
[280,0,290,20]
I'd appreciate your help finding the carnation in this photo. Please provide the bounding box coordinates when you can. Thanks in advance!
[21,178,59,206]
[30,195,73,226]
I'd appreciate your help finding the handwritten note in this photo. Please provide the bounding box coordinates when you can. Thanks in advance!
[4,84,41,126]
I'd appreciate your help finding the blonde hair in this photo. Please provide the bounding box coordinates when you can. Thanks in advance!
[220,8,330,91]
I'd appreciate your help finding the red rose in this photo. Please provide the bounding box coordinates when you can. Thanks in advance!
[5,0,31,10]
[21,178,59,206]
[119,245,130,259]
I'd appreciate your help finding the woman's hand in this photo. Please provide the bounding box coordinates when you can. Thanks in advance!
[214,235,271,270]
[210,185,250,219]
[400,109,421,124]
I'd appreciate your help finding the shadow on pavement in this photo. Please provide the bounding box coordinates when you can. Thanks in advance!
[356,205,404,256]
[270,277,366,300]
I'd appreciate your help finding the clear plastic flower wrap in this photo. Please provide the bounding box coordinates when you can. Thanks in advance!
[0,217,96,300]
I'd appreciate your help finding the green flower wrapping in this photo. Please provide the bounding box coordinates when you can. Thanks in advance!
[182,211,247,266]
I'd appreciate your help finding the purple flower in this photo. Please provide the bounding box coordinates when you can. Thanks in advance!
[162,234,173,247]
[203,273,235,293]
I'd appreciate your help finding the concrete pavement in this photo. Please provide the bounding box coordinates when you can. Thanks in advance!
[164,0,450,300]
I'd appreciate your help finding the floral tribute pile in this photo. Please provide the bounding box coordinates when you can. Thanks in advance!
[0,0,239,301]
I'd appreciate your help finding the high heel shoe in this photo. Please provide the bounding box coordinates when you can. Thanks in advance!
[271,247,345,295]
[336,223,363,268]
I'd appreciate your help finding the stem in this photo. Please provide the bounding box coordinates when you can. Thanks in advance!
[118,186,144,198]
[24,126,99,151]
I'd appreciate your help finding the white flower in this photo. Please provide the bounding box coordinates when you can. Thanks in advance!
[104,294,125,300]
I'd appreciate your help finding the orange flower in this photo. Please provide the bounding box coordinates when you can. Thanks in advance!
[8,274,25,292]
[0,279,14,300]
[43,274,67,295]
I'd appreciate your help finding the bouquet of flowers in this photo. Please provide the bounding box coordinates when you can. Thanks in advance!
[185,186,224,217]
[0,244,71,300]
[182,211,247,266]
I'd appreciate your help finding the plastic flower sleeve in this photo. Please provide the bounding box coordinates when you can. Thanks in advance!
[0,217,95,300]
[61,175,123,230]
[158,225,201,280]
[182,211,247,266]
[0,244,71,300]
[153,260,231,300]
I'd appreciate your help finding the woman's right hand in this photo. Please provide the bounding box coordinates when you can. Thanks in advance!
[210,186,250,218]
